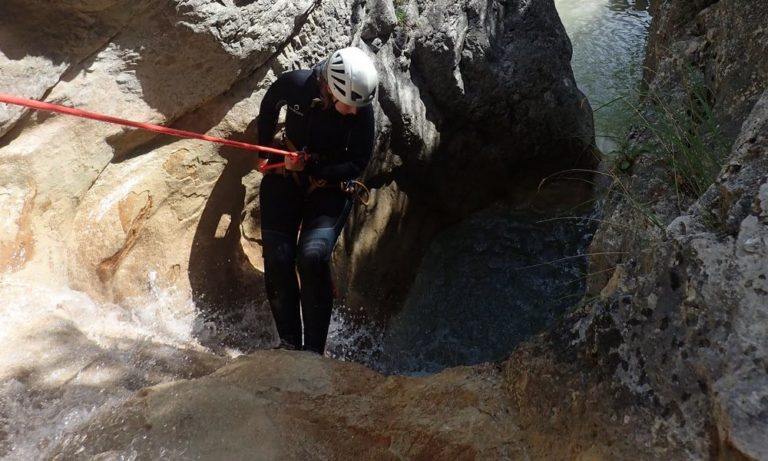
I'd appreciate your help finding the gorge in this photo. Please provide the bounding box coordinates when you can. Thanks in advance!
[0,0,766,459]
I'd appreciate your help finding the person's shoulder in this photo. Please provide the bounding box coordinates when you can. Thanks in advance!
[276,68,314,86]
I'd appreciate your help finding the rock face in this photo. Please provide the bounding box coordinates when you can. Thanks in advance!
[0,0,593,324]
[581,92,768,460]
[644,0,768,139]
[379,0,594,211]
[0,0,328,313]
[52,345,698,461]
[573,0,768,458]
[52,351,525,461]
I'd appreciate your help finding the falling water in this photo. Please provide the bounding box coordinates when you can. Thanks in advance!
[0,275,224,460]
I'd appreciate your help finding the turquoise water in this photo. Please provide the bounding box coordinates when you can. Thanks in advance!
[555,0,651,153]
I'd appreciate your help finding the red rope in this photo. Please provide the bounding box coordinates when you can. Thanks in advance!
[0,92,297,158]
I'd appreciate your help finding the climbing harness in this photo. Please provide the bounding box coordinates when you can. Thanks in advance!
[272,129,370,206]
[341,179,371,207]
[0,92,303,161]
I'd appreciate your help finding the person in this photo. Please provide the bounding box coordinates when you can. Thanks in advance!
[255,47,378,354]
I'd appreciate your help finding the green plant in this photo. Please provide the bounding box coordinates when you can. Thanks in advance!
[599,130,649,174]
[638,71,727,199]
[538,168,665,231]
[595,65,728,205]
[394,0,408,24]
[629,69,727,200]
[527,64,727,306]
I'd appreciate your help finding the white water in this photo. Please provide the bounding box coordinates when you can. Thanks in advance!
[0,275,215,460]
[0,272,368,460]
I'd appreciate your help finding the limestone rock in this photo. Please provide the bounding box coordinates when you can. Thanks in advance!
[340,0,595,317]
[644,0,768,139]
[0,0,593,325]
[52,351,525,461]
[556,1,768,457]
[361,0,398,41]
[51,339,698,460]
[0,0,338,308]
[373,0,595,212]
[0,159,35,271]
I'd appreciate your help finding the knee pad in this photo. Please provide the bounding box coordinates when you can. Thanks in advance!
[297,234,332,276]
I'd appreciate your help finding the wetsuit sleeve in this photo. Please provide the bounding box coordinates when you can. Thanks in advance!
[305,107,375,182]
[256,74,291,157]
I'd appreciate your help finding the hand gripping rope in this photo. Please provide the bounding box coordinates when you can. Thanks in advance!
[0,93,304,172]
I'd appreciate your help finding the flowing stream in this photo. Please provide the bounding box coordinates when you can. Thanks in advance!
[0,2,651,458]
[555,0,652,153]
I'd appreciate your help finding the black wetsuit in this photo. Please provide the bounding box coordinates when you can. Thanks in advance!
[256,66,375,353]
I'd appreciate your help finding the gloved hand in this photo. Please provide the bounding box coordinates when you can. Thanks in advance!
[284,153,305,171]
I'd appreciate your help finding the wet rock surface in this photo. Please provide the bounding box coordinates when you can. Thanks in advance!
[51,351,524,461]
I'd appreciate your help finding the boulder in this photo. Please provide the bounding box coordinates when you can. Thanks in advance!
[52,345,692,461]
[339,0,596,317]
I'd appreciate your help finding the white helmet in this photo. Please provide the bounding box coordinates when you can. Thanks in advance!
[324,47,379,107]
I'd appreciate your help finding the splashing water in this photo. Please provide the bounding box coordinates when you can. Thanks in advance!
[326,306,385,366]
[0,274,224,460]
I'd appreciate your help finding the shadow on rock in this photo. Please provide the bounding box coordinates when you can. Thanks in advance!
[188,149,276,354]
